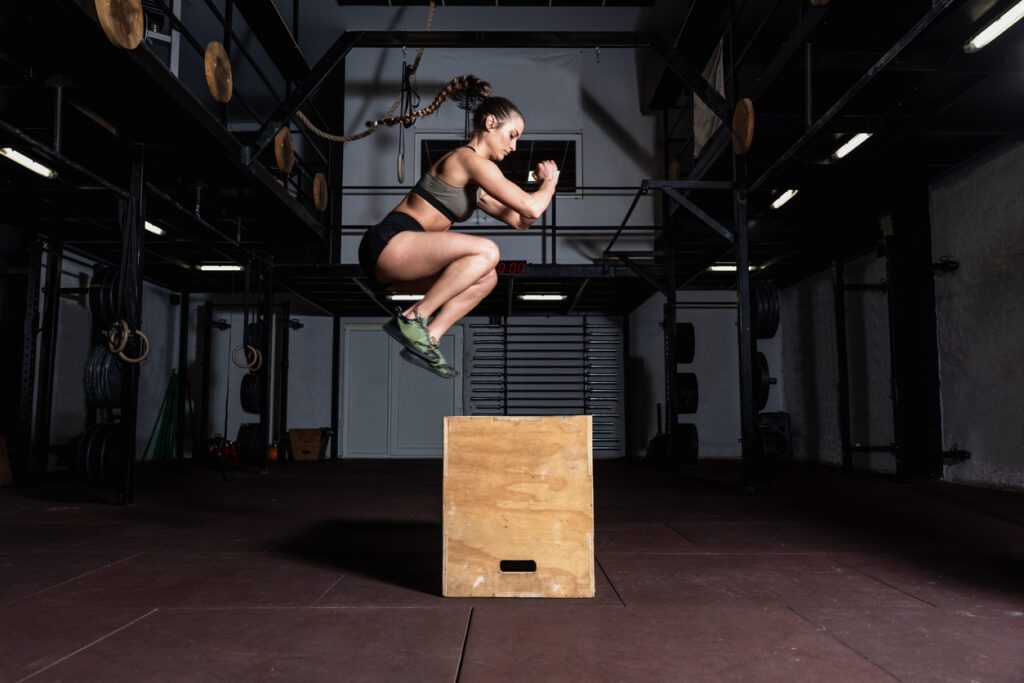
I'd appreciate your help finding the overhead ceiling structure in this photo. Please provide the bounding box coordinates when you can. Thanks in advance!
[1,0,1021,316]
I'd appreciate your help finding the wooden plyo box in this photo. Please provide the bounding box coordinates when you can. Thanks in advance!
[442,415,594,598]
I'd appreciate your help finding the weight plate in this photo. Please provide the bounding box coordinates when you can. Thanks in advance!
[675,322,695,364]
[676,372,699,414]
[676,422,699,463]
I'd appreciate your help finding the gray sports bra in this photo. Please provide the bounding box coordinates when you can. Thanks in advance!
[410,146,479,223]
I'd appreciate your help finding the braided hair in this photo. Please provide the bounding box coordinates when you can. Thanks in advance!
[366,75,492,129]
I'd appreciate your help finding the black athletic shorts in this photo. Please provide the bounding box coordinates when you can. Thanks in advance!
[357,211,425,286]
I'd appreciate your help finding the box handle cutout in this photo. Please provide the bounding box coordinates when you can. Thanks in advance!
[500,560,537,573]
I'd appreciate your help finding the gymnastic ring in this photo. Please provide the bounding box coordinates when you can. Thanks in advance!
[118,329,150,364]
[249,348,263,373]
[106,320,130,355]
[231,344,261,370]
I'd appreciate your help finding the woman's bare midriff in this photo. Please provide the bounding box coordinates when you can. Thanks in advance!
[393,193,455,232]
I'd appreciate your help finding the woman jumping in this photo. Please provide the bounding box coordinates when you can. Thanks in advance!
[358,76,560,379]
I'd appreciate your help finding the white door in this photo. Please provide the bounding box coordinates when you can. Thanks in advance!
[343,324,463,458]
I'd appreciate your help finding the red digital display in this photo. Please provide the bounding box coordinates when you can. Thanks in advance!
[495,261,528,276]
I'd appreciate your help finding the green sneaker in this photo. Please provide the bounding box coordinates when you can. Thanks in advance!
[399,348,458,379]
[382,309,439,364]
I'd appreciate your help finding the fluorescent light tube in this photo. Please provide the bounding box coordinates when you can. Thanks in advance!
[197,264,243,272]
[0,147,57,178]
[386,294,425,301]
[708,264,760,272]
[771,189,799,210]
[517,294,567,301]
[144,221,166,236]
[965,0,1024,52]
[832,133,872,160]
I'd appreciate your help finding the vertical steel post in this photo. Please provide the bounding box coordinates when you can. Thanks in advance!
[832,259,853,473]
[663,246,677,465]
[16,240,42,483]
[734,163,761,490]
[330,315,340,458]
[327,72,344,459]
[176,291,190,460]
[278,302,291,460]
[258,257,273,469]
[118,144,146,505]
[199,302,213,459]
[32,238,63,480]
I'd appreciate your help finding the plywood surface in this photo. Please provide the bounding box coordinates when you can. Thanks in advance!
[443,416,594,598]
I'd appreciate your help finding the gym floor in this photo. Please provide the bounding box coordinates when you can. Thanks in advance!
[1,459,1022,682]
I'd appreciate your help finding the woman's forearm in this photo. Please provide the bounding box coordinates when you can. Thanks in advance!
[520,178,558,221]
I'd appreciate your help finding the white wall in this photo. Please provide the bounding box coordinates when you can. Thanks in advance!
[930,141,1024,491]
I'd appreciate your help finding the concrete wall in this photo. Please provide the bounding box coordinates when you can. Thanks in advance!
[779,254,895,473]
[780,140,1024,491]
[628,289,786,459]
[930,142,1024,491]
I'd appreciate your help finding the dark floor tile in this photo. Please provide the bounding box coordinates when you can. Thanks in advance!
[598,552,931,609]
[11,552,345,609]
[460,605,896,682]
[0,606,155,681]
[793,606,1024,682]
[667,521,871,553]
[0,551,142,605]
[25,606,469,682]
[832,552,1024,614]
[595,523,702,553]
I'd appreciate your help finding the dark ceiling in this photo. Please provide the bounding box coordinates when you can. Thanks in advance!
[0,0,1021,317]
[334,1,655,5]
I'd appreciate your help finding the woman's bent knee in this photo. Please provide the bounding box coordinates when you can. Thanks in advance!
[477,239,500,268]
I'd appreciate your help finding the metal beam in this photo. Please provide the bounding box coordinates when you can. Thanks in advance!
[233,0,309,82]
[357,31,651,49]
[565,278,590,316]
[649,34,731,125]
[748,0,956,194]
[248,32,363,164]
[662,188,734,243]
[613,255,667,296]
[647,180,733,191]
